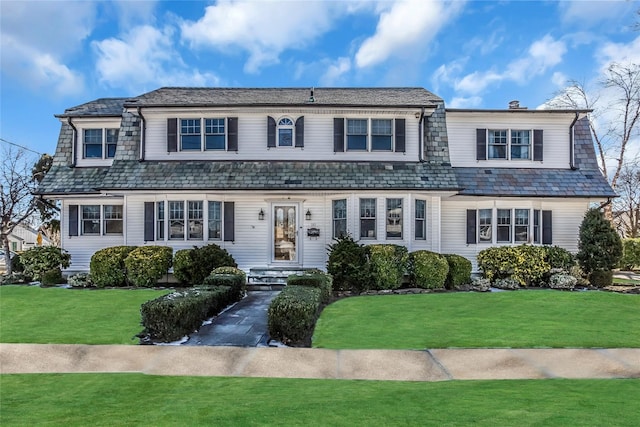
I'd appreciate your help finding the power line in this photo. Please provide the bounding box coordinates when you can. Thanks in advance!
[0,137,44,155]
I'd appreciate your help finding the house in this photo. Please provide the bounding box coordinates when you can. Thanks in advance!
[36,87,615,277]
[7,224,51,252]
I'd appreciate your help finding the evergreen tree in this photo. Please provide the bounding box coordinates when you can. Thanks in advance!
[577,208,623,286]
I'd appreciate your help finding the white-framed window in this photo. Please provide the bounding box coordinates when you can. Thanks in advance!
[332,199,347,239]
[187,201,203,240]
[156,202,165,240]
[478,209,492,243]
[514,209,529,243]
[277,118,294,147]
[157,200,223,241]
[169,201,185,240]
[487,129,531,160]
[103,205,123,235]
[386,198,402,239]
[496,209,511,243]
[81,205,100,235]
[83,128,119,159]
[208,201,222,240]
[180,118,227,151]
[372,119,393,151]
[359,198,376,239]
[414,199,426,240]
[347,119,368,150]
[471,208,549,244]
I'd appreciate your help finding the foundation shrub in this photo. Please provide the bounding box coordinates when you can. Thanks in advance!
[140,286,234,343]
[173,244,237,286]
[589,270,614,288]
[477,246,518,282]
[326,235,370,292]
[19,246,70,282]
[443,254,472,289]
[40,268,63,286]
[90,246,137,287]
[477,245,549,287]
[287,272,333,303]
[268,285,321,346]
[543,246,575,271]
[124,246,173,287]
[620,238,640,270]
[408,250,448,289]
[367,244,408,290]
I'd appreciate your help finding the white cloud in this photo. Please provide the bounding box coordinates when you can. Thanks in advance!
[448,96,483,108]
[0,1,95,95]
[180,0,345,73]
[320,57,352,86]
[355,0,464,69]
[109,0,159,28]
[559,0,637,27]
[430,58,467,92]
[598,35,640,71]
[552,71,568,87]
[93,25,220,92]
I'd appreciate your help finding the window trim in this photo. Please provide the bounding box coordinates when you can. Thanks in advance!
[77,204,123,236]
[155,199,226,242]
[179,118,229,151]
[103,205,123,235]
[473,208,546,244]
[344,118,398,152]
[414,199,426,240]
[277,117,295,147]
[332,199,347,239]
[486,129,532,161]
[359,198,377,239]
[83,128,119,159]
[386,198,403,240]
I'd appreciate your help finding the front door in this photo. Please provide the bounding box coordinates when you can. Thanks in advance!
[273,205,297,263]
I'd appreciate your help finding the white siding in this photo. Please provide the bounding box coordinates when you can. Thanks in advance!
[441,197,591,271]
[141,109,421,162]
[446,111,576,169]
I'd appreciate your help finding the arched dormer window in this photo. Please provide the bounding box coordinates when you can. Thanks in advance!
[277,117,294,147]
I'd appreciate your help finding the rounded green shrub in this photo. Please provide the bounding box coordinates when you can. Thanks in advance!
[443,254,472,289]
[287,272,333,304]
[409,250,449,289]
[124,246,173,287]
[173,244,236,286]
[513,245,549,286]
[543,246,575,271]
[620,238,640,270]
[327,235,370,292]
[577,208,622,287]
[90,246,137,287]
[477,246,519,282]
[268,286,321,346]
[367,244,408,290]
[212,266,246,283]
[19,246,70,282]
[477,245,549,287]
[41,268,63,286]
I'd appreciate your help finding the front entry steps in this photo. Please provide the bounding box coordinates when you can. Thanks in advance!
[247,267,316,290]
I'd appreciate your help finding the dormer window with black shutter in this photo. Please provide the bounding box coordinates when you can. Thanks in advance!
[167,117,238,152]
[267,116,304,148]
[477,128,543,161]
[334,118,405,153]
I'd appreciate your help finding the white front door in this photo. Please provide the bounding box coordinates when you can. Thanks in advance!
[273,204,297,263]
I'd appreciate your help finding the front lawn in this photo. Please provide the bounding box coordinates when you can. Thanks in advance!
[313,291,639,349]
[0,286,168,344]
[1,374,638,426]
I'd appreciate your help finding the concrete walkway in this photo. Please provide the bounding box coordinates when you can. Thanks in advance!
[1,344,638,381]
[184,291,279,347]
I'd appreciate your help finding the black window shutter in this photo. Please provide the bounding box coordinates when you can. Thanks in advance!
[144,202,154,242]
[476,129,486,160]
[69,204,79,237]
[227,117,238,151]
[267,116,276,148]
[542,210,552,245]
[466,209,477,244]
[533,129,543,161]
[224,202,235,242]
[295,116,304,148]
[333,118,344,152]
[167,118,177,152]
[395,118,406,153]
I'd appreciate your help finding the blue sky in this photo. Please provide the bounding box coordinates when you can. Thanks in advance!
[1,0,639,156]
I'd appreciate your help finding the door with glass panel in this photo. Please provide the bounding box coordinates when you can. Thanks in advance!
[273,205,297,262]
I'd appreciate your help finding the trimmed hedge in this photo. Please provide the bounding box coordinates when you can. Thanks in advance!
[268,286,321,346]
[124,246,173,287]
[140,286,235,343]
[620,238,640,270]
[90,246,137,287]
[477,245,549,287]
[287,272,333,304]
[173,244,237,286]
[203,269,246,301]
[443,254,472,289]
[367,244,408,290]
[409,250,449,289]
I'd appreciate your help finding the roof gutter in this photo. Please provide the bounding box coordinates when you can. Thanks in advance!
[418,107,425,162]
[67,118,77,168]
[137,107,146,162]
[569,112,579,170]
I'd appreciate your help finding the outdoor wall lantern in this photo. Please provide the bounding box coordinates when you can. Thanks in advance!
[305,209,312,220]
[258,209,265,220]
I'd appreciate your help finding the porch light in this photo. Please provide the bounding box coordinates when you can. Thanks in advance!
[305,209,312,220]
[258,209,265,220]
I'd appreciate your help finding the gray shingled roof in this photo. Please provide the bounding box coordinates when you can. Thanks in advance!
[35,165,110,195]
[124,87,441,108]
[57,98,128,118]
[454,167,615,198]
[96,160,458,192]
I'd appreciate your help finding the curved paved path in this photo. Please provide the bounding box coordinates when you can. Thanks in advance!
[1,344,639,381]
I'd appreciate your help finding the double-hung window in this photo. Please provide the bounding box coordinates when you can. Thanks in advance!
[511,130,531,160]
[105,129,119,158]
[415,199,426,240]
[386,198,402,239]
[347,119,368,150]
[478,209,492,243]
[208,201,222,240]
[488,130,508,159]
[181,119,201,150]
[496,209,511,243]
[360,198,376,239]
[205,119,225,150]
[84,129,103,158]
[169,201,185,240]
[371,119,393,151]
[188,201,203,240]
[81,205,100,235]
[277,118,294,147]
[332,199,347,239]
[103,205,123,234]
[156,202,165,240]
[514,209,529,242]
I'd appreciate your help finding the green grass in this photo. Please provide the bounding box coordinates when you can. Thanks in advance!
[0,286,168,344]
[613,277,640,285]
[0,374,638,426]
[313,291,640,349]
